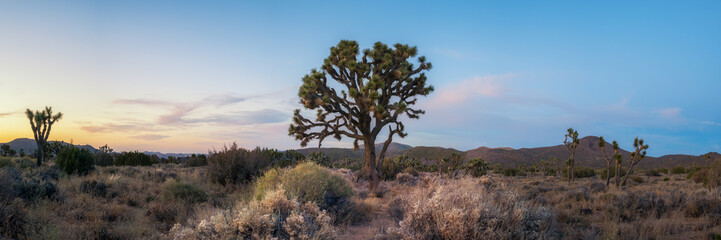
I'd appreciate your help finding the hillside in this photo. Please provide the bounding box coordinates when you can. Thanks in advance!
[1,138,97,153]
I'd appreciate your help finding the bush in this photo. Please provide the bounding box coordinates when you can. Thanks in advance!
[503,168,519,176]
[166,188,336,239]
[601,168,627,179]
[663,177,670,181]
[254,162,354,225]
[465,158,489,177]
[378,178,558,239]
[93,152,114,166]
[631,176,644,184]
[182,154,207,167]
[0,157,15,168]
[657,168,669,174]
[645,169,661,177]
[163,181,208,203]
[574,167,597,178]
[56,146,94,175]
[114,151,154,166]
[207,143,277,186]
[307,151,332,168]
[670,166,686,174]
[80,180,108,197]
[691,169,708,184]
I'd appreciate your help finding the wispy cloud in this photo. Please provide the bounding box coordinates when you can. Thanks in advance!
[131,134,170,141]
[655,107,683,119]
[80,122,164,133]
[0,112,16,117]
[433,74,514,106]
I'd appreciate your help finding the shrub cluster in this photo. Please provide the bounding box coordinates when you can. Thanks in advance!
[56,146,95,175]
[182,154,208,167]
[163,181,208,203]
[671,166,686,174]
[206,143,278,186]
[378,178,558,239]
[166,188,336,239]
[114,151,155,166]
[254,162,355,225]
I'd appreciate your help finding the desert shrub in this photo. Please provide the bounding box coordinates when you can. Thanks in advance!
[275,150,305,169]
[670,166,686,174]
[465,158,489,177]
[0,157,15,168]
[631,176,644,183]
[15,157,35,169]
[663,177,670,181]
[396,172,416,185]
[691,169,708,184]
[2,167,59,203]
[56,146,94,175]
[565,187,591,201]
[254,162,354,225]
[163,181,208,203]
[403,167,419,176]
[379,178,558,239]
[307,151,332,168]
[657,168,669,174]
[0,199,26,239]
[645,169,661,176]
[600,168,627,179]
[388,197,406,221]
[589,181,606,193]
[114,151,154,166]
[503,168,519,176]
[380,157,404,180]
[93,152,115,166]
[182,154,207,167]
[562,167,596,179]
[207,143,276,186]
[332,157,363,171]
[166,188,336,239]
[80,180,108,197]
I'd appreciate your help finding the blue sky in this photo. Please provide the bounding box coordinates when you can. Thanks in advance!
[0,1,719,156]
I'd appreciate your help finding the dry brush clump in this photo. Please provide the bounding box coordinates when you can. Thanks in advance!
[377,177,559,240]
[166,187,337,240]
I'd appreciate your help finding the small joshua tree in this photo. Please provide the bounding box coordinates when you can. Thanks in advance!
[598,137,621,186]
[26,107,63,166]
[621,137,649,186]
[465,158,489,177]
[564,128,580,183]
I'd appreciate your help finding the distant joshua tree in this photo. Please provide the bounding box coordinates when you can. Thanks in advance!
[1,144,16,157]
[564,128,580,183]
[621,137,649,186]
[25,107,63,166]
[288,40,434,190]
[598,136,621,186]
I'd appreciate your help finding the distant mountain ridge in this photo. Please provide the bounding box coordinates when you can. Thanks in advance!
[0,138,195,158]
[293,136,718,169]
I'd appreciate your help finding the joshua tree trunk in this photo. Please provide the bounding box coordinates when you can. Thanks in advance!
[606,161,612,186]
[615,162,621,188]
[363,137,378,190]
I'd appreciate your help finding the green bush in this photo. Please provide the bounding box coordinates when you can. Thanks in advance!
[307,151,332,168]
[207,143,277,186]
[631,176,644,183]
[163,181,208,203]
[657,168,668,174]
[645,169,661,177]
[114,151,154,166]
[503,168,519,177]
[465,158,489,177]
[600,168,627,179]
[56,146,94,175]
[570,167,596,178]
[663,177,670,181]
[0,157,15,168]
[254,162,354,224]
[182,154,207,167]
[670,166,686,174]
[93,152,114,166]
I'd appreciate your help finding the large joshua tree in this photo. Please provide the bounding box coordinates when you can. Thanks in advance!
[564,128,580,183]
[289,40,433,190]
[621,137,649,186]
[26,106,63,166]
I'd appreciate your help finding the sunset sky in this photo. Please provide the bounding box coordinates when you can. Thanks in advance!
[1,1,720,156]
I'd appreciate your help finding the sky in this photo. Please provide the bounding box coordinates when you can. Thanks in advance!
[0,1,719,156]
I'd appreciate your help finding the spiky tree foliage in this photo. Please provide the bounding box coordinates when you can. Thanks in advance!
[465,158,489,177]
[621,137,649,186]
[25,107,63,166]
[289,40,434,190]
[598,137,620,186]
[564,128,580,183]
[0,144,16,157]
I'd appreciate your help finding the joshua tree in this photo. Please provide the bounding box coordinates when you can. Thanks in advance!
[598,136,621,186]
[465,158,489,177]
[26,107,63,166]
[564,128,580,183]
[621,137,649,186]
[0,144,16,157]
[289,40,434,190]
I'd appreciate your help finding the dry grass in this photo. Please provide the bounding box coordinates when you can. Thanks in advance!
[3,162,721,239]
